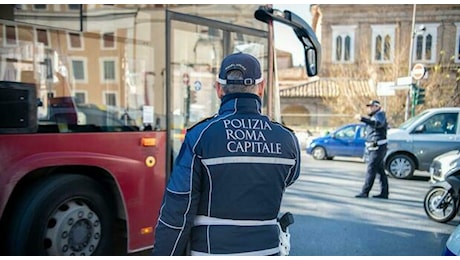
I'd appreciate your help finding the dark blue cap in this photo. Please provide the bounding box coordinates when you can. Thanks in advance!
[366,100,381,107]
[217,52,263,86]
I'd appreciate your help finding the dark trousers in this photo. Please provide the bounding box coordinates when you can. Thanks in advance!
[361,144,388,195]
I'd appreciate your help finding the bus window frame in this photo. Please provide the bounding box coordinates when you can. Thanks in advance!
[165,9,272,179]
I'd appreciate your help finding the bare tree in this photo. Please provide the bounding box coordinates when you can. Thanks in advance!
[322,36,407,127]
[416,52,460,110]
[322,37,459,127]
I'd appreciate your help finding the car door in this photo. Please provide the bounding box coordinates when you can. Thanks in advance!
[411,112,460,170]
[329,124,358,157]
[352,124,366,157]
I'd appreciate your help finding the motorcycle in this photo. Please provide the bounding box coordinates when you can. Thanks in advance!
[423,152,460,223]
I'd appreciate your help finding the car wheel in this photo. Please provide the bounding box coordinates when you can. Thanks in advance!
[312,146,327,160]
[386,154,415,179]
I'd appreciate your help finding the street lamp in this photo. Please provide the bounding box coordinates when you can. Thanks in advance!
[405,4,426,121]
[408,25,426,76]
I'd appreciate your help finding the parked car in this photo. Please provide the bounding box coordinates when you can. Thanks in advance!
[385,107,460,179]
[429,149,460,183]
[443,223,460,255]
[306,123,366,160]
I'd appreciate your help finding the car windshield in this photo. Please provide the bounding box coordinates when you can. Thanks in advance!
[398,110,430,130]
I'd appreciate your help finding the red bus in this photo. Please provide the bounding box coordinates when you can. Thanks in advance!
[0,4,319,255]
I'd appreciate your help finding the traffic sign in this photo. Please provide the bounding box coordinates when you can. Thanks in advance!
[396,76,412,86]
[390,77,412,90]
[377,82,396,96]
[411,63,426,80]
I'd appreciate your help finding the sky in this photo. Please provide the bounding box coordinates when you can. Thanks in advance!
[273,4,312,67]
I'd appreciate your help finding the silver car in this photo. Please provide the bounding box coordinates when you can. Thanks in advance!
[429,149,460,183]
[385,107,460,179]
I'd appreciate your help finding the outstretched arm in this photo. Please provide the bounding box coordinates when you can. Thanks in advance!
[356,111,386,129]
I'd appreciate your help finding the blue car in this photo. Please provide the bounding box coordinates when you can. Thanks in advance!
[444,223,460,255]
[306,123,366,160]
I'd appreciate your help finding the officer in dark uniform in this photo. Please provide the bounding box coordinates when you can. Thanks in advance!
[152,52,301,255]
[354,100,389,199]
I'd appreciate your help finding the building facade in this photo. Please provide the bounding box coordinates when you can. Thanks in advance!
[280,4,460,131]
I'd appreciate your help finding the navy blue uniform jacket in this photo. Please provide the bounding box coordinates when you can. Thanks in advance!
[360,109,387,142]
[152,93,301,255]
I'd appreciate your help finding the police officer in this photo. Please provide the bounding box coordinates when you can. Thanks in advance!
[152,52,301,255]
[354,100,389,199]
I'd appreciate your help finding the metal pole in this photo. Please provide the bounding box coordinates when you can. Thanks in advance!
[411,83,416,117]
[405,4,416,121]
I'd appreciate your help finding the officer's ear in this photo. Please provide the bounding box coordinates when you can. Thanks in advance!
[215,81,224,99]
[257,80,265,98]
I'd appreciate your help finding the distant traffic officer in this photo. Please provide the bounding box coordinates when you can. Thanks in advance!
[354,99,389,199]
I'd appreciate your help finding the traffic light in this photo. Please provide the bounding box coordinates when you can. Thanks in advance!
[412,84,426,106]
[415,86,426,105]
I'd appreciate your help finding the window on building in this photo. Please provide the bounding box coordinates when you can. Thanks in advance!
[458,34,460,60]
[68,4,80,11]
[332,25,356,63]
[104,92,117,106]
[5,25,17,46]
[384,35,391,60]
[375,36,382,61]
[101,59,116,82]
[412,24,439,64]
[336,36,342,61]
[102,32,115,49]
[456,23,460,63]
[344,36,351,61]
[71,59,86,81]
[416,34,433,61]
[74,91,87,104]
[68,32,83,49]
[371,25,395,63]
[36,28,49,47]
[43,58,53,81]
[33,4,47,10]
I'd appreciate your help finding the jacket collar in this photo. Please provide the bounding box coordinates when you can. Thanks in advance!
[219,93,262,115]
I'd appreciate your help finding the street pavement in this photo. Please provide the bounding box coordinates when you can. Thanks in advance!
[281,154,458,256]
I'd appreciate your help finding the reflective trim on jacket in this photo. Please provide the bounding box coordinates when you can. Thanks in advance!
[152,93,301,256]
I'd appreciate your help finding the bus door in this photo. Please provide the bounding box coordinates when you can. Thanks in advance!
[166,10,270,177]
